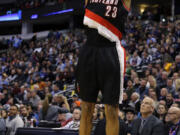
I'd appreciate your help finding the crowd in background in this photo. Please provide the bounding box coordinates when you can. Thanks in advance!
[0,0,66,13]
[0,12,180,135]
[17,0,66,9]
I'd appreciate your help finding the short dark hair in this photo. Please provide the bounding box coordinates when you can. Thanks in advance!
[73,106,81,111]
[124,107,136,114]
[11,105,19,111]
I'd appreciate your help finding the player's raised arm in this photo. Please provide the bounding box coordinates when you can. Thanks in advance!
[85,0,88,6]
[123,0,131,10]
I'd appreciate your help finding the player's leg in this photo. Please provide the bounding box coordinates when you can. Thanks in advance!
[105,104,119,135]
[76,43,97,135]
[96,39,121,135]
[79,101,95,135]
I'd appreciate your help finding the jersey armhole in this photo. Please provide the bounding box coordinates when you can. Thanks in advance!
[121,0,131,12]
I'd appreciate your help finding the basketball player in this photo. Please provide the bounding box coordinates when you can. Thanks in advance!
[76,0,131,135]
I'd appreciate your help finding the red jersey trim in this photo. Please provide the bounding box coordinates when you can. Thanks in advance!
[121,0,131,12]
[85,9,123,40]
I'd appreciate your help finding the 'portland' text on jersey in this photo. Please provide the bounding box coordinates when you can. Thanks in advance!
[90,0,119,6]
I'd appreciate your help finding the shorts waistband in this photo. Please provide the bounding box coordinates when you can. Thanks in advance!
[85,27,116,47]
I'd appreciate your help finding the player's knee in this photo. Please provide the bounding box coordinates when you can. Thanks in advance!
[81,101,94,113]
[105,105,118,118]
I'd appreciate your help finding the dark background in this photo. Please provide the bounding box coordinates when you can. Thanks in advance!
[0,0,179,35]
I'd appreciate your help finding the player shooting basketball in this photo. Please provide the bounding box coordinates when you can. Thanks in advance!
[76,0,131,135]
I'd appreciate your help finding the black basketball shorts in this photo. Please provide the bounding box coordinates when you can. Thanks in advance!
[76,29,121,105]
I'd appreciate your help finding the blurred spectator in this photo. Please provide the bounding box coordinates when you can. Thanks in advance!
[59,107,81,130]
[0,92,8,105]
[0,109,6,135]
[157,71,168,89]
[92,106,100,125]
[20,105,38,127]
[166,93,174,108]
[125,80,135,99]
[39,94,60,121]
[171,102,180,108]
[1,109,8,119]
[124,107,136,134]
[120,92,130,110]
[26,103,39,125]
[17,85,28,103]
[12,82,20,96]
[146,75,157,90]
[136,79,149,100]
[6,105,24,135]
[12,36,22,48]
[129,92,141,112]
[149,91,159,108]
[131,97,165,135]
[57,108,72,127]
[51,83,61,96]
[159,100,167,106]
[166,78,176,97]
[133,77,140,90]
[175,78,180,93]
[70,94,81,111]
[29,90,41,108]
[129,51,142,68]
[156,104,167,123]
[159,88,168,101]
[20,106,30,127]
[141,50,153,68]
[175,55,180,71]
[165,107,180,135]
